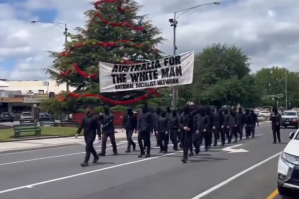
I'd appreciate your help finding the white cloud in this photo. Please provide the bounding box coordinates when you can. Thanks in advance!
[0,0,299,80]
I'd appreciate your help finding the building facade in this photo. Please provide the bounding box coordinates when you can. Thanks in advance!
[0,79,75,114]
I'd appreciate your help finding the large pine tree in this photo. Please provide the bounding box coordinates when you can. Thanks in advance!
[45,0,164,108]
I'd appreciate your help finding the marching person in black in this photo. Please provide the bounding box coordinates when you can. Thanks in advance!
[157,111,170,153]
[206,107,213,148]
[137,103,152,158]
[236,107,245,140]
[166,106,172,119]
[230,109,238,143]
[76,105,100,167]
[270,107,281,143]
[212,108,221,146]
[190,107,200,155]
[179,105,193,163]
[244,109,252,139]
[123,107,137,153]
[153,107,162,147]
[222,109,231,145]
[169,109,180,151]
[196,107,210,151]
[250,109,259,138]
[99,105,118,156]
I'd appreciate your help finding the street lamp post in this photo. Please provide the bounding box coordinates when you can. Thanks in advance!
[168,2,220,109]
[31,21,70,92]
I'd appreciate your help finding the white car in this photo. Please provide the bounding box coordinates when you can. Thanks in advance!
[277,130,299,197]
[259,111,271,117]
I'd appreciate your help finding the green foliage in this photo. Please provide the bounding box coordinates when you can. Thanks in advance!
[255,67,299,107]
[41,0,164,113]
[179,43,261,107]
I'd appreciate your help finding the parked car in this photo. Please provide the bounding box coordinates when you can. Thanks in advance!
[277,130,299,197]
[20,112,34,123]
[259,111,271,117]
[0,112,14,122]
[39,112,51,121]
[281,111,299,129]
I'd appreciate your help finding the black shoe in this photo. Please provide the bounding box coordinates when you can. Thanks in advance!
[181,157,187,163]
[132,144,136,151]
[138,152,145,158]
[163,150,168,154]
[80,162,88,167]
[113,152,118,156]
[125,149,130,153]
[98,152,105,156]
[205,148,208,152]
[195,148,199,154]
[273,141,276,144]
[145,154,150,158]
[213,142,217,146]
[92,156,99,164]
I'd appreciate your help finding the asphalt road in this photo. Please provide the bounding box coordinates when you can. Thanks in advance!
[0,124,295,199]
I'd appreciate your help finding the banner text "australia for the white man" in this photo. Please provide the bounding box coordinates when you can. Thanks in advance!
[99,51,194,92]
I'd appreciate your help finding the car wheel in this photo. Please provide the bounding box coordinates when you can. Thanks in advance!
[278,184,293,197]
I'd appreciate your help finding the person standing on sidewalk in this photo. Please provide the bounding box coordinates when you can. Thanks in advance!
[99,105,118,156]
[122,107,137,153]
[75,105,100,167]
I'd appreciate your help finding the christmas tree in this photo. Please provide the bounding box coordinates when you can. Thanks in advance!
[45,0,163,108]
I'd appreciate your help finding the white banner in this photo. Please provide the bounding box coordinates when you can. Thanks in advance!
[99,51,194,93]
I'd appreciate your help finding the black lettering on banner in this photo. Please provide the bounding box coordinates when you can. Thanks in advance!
[130,70,159,82]
[111,74,127,84]
[157,78,179,85]
[135,81,157,88]
[115,84,134,90]
[163,55,181,66]
[161,65,182,78]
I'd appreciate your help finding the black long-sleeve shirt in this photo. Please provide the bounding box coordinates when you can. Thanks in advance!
[77,114,101,136]
[138,112,152,133]
[223,114,231,127]
[123,113,137,131]
[157,117,170,132]
[169,114,179,130]
[196,115,209,131]
[101,113,115,134]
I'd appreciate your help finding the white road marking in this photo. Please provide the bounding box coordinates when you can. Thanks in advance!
[0,144,127,166]
[0,151,177,194]
[190,152,281,199]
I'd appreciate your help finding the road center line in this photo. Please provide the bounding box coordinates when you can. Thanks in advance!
[190,152,281,198]
[0,151,177,194]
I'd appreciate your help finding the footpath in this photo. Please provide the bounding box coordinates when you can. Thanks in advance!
[0,120,270,154]
[0,129,136,154]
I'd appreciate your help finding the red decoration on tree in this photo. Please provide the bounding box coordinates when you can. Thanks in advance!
[57,0,160,104]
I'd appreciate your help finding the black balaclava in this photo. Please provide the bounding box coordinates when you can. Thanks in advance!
[161,111,166,117]
[156,107,161,115]
[86,105,93,115]
[166,107,171,113]
[245,109,249,115]
[200,108,205,116]
[127,107,133,115]
[172,109,177,116]
[272,107,278,114]
[183,105,189,115]
[104,105,109,114]
[250,109,254,115]
[142,103,148,113]
[238,107,243,113]
[224,109,228,115]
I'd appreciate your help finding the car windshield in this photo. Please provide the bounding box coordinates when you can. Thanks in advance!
[22,113,32,116]
[283,112,296,116]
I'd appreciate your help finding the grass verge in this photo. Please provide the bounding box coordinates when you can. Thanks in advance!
[0,126,77,142]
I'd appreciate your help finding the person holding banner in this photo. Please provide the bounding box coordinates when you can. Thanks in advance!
[137,103,152,158]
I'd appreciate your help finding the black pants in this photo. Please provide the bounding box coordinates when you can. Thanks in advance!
[202,130,210,150]
[138,131,151,154]
[154,131,159,146]
[170,129,179,150]
[213,128,220,145]
[208,127,213,147]
[231,126,238,141]
[245,125,252,138]
[157,131,169,152]
[251,124,256,137]
[101,133,117,154]
[84,134,97,163]
[126,129,136,151]
[272,125,281,143]
[181,131,192,159]
[220,127,228,145]
[238,124,244,140]
[191,131,200,153]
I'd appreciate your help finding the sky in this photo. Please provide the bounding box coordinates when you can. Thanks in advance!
[0,0,299,80]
